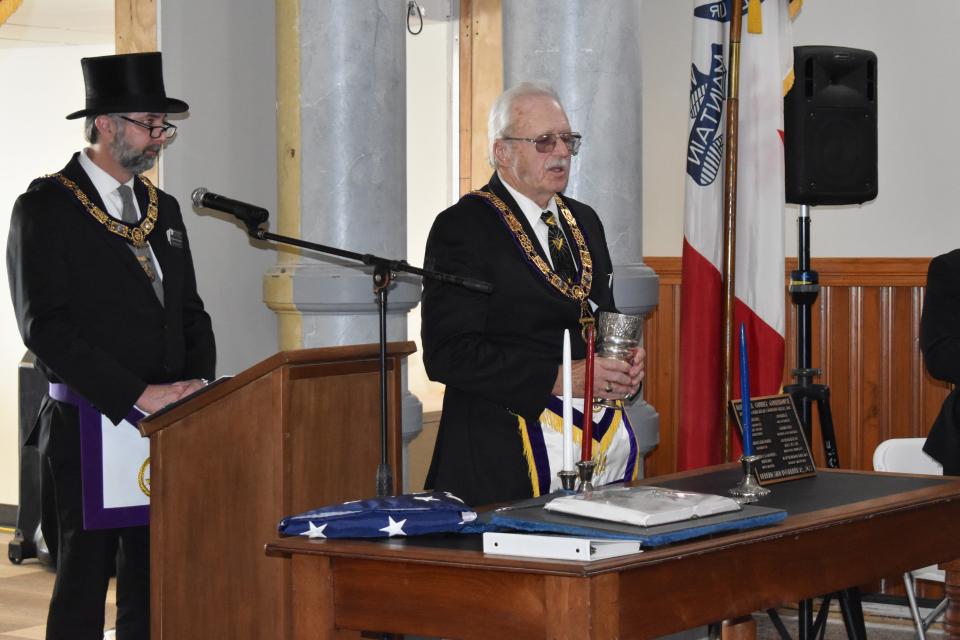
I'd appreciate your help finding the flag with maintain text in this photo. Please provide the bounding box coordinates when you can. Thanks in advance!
[678,0,799,469]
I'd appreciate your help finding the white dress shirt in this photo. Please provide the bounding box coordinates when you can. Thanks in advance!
[498,174,577,272]
[77,149,163,280]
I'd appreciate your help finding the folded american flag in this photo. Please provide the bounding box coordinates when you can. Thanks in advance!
[278,491,479,539]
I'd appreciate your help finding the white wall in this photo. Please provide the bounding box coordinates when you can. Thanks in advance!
[0,42,113,506]
[159,0,278,377]
[641,0,960,259]
[406,0,456,414]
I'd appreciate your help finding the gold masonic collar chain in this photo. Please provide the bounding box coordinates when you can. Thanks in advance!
[50,172,159,248]
[471,190,595,331]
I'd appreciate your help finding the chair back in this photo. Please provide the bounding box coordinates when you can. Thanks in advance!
[872,437,943,475]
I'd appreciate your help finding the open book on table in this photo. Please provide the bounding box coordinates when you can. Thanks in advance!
[543,485,741,528]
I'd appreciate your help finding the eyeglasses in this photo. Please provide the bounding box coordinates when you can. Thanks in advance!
[501,132,582,155]
[120,116,178,139]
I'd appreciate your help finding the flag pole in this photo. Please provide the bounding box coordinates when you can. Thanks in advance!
[720,0,744,463]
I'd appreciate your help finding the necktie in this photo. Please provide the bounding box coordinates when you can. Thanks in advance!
[117,184,164,305]
[540,210,578,283]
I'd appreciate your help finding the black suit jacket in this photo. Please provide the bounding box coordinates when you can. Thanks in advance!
[7,152,216,427]
[421,173,616,506]
[921,249,960,473]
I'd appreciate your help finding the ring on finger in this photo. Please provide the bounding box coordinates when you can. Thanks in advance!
[605,381,613,393]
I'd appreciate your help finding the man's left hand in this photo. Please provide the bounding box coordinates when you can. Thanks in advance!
[595,347,645,400]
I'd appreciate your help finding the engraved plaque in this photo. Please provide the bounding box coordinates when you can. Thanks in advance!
[730,394,816,485]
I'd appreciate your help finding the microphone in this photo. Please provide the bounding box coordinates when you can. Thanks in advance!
[191,188,269,227]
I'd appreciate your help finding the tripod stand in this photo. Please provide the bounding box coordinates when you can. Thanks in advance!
[784,205,840,469]
[773,204,866,640]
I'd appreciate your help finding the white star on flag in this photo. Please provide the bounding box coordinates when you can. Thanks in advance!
[379,516,407,537]
[444,492,464,503]
[414,495,440,503]
[301,522,327,539]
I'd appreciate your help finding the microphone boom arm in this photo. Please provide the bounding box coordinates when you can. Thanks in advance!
[207,207,493,497]
[251,227,493,294]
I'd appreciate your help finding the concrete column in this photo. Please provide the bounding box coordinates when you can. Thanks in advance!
[266,0,422,488]
[502,0,660,472]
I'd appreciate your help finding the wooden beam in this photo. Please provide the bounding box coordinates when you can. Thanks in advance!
[114,0,158,185]
[115,0,157,54]
[458,0,502,195]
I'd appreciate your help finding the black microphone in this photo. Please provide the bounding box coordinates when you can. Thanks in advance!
[191,188,269,227]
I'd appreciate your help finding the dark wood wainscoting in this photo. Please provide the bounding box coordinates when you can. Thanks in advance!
[642,256,952,478]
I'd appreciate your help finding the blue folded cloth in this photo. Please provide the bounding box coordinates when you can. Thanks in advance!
[278,491,479,539]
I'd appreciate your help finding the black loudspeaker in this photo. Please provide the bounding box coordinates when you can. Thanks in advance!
[9,351,55,566]
[784,46,877,205]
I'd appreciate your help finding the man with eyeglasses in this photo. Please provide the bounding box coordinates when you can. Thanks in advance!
[421,82,645,507]
[6,52,215,640]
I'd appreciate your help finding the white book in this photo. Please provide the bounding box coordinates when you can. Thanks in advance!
[483,531,642,561]
[543,485,741,528]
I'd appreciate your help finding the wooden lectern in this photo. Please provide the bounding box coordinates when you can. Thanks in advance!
[139,341,415,640]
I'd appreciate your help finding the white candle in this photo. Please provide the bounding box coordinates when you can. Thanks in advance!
[562,329,574,471]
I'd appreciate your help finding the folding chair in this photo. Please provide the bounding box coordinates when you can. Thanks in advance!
[872,438,947,639]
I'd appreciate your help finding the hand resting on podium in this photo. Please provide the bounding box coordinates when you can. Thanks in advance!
[136,379,208,414]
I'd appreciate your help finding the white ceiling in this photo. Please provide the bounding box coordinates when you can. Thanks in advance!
[0,0,113,48]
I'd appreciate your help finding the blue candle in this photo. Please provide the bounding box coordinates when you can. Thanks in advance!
[739,323,753,456]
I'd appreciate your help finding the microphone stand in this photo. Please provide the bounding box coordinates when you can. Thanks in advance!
[235,217,492,497]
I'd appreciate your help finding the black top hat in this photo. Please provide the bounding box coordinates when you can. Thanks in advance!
[66,52,189,120]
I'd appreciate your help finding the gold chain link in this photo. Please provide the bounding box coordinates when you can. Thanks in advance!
[471,190,594,312]
[48,173,159,248]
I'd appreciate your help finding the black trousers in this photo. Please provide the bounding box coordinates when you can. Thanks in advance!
[40,398,150,640]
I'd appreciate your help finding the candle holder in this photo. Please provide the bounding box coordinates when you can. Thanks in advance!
[557,469,578,492]
[575,459,597,493]
[728,455,770,503]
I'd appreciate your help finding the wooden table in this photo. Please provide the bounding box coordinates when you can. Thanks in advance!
[266,466,960,639]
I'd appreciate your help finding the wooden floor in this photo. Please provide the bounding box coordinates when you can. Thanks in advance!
[0,529,116,639]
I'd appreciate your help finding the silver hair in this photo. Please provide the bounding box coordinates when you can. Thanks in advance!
[487,81,563,168]
[83,116,98,143]
[84,114,124,144]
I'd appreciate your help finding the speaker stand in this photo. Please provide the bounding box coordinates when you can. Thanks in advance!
[780,204,866,640]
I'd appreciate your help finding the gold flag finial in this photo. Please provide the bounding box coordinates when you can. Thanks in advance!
[747,0,763,34]
[0,0,23,26]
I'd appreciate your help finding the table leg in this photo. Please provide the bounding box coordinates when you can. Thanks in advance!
[290,554,362,640]
[943,559,960,640]
[721,615,756,640]
[544,573,619,639]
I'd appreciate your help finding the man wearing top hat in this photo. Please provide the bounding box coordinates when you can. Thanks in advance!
[6,52,215,639]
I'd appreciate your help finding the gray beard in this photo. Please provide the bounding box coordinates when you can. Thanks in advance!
[111,127,160,174]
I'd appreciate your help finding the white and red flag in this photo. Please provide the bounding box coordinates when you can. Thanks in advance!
[678,0,800,469]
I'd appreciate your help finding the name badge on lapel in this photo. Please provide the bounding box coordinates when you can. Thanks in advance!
[166,229,185,249]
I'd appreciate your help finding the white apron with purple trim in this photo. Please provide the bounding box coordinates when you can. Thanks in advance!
[517,396,640,497]
[50,383,149,529]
